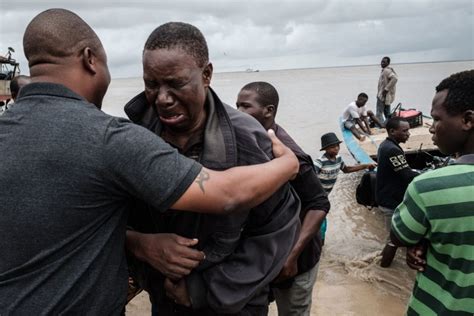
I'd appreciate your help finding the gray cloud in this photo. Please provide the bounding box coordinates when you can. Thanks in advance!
[1,0,472,77]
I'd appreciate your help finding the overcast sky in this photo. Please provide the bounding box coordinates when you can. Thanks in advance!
[1,0,473,78]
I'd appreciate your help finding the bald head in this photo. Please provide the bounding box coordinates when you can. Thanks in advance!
[22,9,110,107]
[23,8,102,67]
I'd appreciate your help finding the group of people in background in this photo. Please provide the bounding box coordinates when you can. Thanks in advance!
[341,56,397,141]
[0,8,472,316]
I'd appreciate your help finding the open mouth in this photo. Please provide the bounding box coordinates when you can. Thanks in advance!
[159,114,185,125]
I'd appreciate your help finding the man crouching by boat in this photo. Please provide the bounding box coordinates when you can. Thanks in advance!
[342,92,384,141]
[375,117,419,267]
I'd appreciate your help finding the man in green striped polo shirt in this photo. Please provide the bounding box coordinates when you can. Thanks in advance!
[390,69,474,315]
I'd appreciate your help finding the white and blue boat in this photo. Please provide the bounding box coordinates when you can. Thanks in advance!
[340,110,444,169]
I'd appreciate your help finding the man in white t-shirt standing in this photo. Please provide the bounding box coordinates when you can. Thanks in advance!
[342,92,383,141]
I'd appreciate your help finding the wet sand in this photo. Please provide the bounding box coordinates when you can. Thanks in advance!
[103,61,472,315]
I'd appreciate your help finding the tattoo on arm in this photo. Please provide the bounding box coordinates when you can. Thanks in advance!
[195,170,210,193]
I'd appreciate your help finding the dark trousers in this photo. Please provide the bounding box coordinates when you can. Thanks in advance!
[376,97,391,123]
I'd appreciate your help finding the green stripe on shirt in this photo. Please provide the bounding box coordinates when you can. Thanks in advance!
[391,164,474,315]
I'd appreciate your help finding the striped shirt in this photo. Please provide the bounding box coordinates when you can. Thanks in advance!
[391,163,474,315]
[314,154,346,193]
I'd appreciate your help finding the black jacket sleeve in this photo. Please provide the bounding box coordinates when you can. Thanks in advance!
[290,161,330,213]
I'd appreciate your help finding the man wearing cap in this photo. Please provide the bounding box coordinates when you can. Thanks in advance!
[236,81,330,316]
[314,132,377,242]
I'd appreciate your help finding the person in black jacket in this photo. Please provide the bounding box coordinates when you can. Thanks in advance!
[375,116,418,267]
[237,81,330,316]
[124,22,300,315]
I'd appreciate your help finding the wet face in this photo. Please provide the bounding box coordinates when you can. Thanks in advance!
[381,58,389,68]
[143,48,212,133]
[236,89,267,126]
[429,90,471,155]
[324,144,340,157]
[356,96,368,107]
[390,121,410,144]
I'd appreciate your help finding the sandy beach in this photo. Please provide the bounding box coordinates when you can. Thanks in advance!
[101,61,473,315]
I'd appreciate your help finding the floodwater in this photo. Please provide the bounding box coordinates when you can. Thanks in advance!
[102,61,473,315]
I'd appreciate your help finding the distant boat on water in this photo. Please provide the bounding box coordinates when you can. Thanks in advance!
[245,68,260,73]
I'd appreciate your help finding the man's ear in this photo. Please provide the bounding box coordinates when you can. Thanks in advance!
[203,62,213,86]
[264,104,275,118]
[81,47,97,75]
[461,110,473,131]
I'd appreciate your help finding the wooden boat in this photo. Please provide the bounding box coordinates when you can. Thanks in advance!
[340,108,445,170]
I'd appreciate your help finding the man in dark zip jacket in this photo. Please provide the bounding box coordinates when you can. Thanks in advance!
[124,22,300,315]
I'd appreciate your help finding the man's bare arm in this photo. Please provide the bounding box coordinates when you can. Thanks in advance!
[355,118,369,134]
[342,163,377,173]
[171,129,298,214]
[362,116,372,134]
[275,209,326,281]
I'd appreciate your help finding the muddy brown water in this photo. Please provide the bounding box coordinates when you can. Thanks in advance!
[102,61,473,315]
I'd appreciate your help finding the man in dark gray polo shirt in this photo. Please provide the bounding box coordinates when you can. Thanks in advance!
[0,9,299,315]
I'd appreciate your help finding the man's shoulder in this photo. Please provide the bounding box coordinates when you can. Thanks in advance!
[273,124,308,158]
[383,67,397,77]
[378,138,400,152]
[411,164,473,188]
[29,90,118,133]
[345,101,357,109]
[223,103,273,157]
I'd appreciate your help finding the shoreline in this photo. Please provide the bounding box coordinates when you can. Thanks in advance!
[113,60,473,80]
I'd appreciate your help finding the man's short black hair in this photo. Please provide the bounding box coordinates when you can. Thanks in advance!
[241,81,279,113]
[435,70,474,116]
[383,56,391,64]
[144,22,209,68]
[385,116,407,132]
[358,92,368,99]
[23,9,102,68]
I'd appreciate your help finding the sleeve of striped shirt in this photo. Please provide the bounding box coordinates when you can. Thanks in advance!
[313,158,322,173]
[339,157,346,170]
[391,181,429,245]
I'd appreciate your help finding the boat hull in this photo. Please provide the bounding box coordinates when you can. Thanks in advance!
[339,116,444,169]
